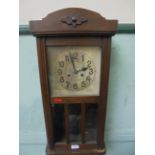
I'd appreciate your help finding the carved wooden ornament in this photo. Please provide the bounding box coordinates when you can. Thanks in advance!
[61,14,88,27]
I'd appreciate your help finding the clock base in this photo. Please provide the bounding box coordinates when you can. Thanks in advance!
[46,145,106,155]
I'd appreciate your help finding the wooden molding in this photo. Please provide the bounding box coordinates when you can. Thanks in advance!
[19,24,135,35]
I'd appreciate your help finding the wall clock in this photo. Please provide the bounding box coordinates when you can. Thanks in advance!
[30,8,118,155]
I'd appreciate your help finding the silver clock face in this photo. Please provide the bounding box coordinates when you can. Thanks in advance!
[47,46,101,97]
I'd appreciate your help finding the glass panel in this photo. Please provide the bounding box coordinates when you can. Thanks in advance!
[85,104,98,143]
[52,103,98,144]
[68,104,81,143]
[53,104,65,143]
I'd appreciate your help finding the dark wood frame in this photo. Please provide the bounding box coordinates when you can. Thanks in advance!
[30,8,118,155]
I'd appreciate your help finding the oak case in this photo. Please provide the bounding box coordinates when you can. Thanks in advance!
[30,8,118,155]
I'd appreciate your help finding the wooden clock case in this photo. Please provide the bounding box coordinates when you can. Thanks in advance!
[30,8,118,155]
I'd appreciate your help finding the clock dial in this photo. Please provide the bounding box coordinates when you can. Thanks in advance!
[47,46,101,97]
[55,51,96,91]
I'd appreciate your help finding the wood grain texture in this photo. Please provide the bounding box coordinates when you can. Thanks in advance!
[45,37,102,46]
[51,96,99,104]
[47,143,106,155]
[97,37,111,149]
[36,38,54,149]
[19,24,135,35]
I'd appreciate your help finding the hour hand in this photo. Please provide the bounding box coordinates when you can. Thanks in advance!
[76,67,88,73]
[81,67,88,71]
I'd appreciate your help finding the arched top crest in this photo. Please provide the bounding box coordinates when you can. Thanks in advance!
[30,8,118,36]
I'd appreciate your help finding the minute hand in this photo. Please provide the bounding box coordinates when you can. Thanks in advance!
[69,52,77,73]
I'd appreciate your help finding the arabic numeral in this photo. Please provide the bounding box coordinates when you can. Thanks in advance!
[86,76,91,82]
[66,81,70,88]
[81,81,86,87]
[57,69,62,75]
[60,76,64,83]
[59,61,64,67]
[89,68,93,75]
[87,60,91,67]
[73,83,78,89]
[82,55,85,61]
[65,55,70,62]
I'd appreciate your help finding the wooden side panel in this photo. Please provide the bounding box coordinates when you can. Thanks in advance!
[97,37,112,149]
[37,38,54,148]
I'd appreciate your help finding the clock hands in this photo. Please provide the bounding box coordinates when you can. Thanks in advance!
[69,52,89,74]
[76,67,89,73]
[69,52,77,74]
